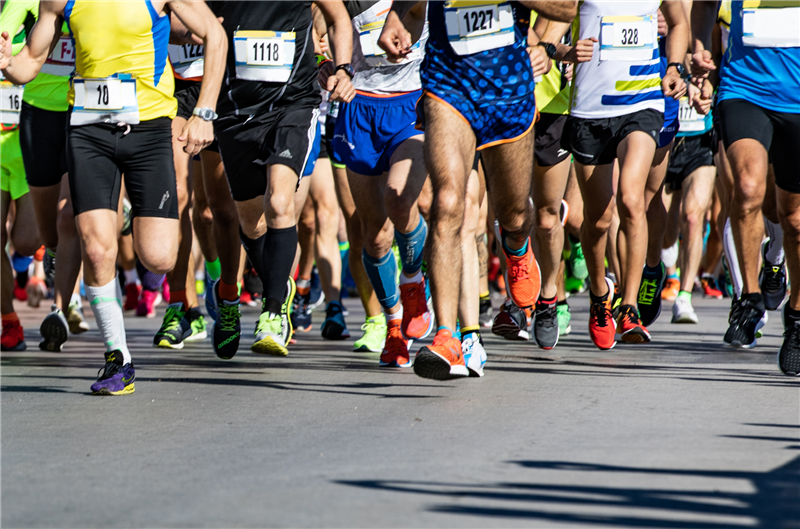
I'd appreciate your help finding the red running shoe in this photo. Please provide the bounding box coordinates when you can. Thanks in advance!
[413,330,468,380]
[502,238,541,309]
[136,289,162,318]
[615,304,651,344]
[1,318,26,351]
[380,320,412,367]
[13,280,27,302]
[701,275,723,299]
[589,277,617,350]
[124,283,141,311]
[399,275,433,340]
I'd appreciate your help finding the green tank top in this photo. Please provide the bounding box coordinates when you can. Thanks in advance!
[530,12,570,116]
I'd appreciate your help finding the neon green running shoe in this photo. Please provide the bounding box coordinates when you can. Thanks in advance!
[153,303,191,349]
[252,278,295,356]
[569,241,589,281]
[354,314,387,353]
[557,302,571,336]
[185,310,208,342]
[564,274,586,294]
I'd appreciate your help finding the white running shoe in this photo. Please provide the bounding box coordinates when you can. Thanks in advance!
[672,296,699,324]
[462,333,487,377]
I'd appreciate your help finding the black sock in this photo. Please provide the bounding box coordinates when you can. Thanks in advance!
[261,226,298,314]
[239,228,267,281]
[590,288,609,304]
[785,304,800,328]
[16,269,28,288]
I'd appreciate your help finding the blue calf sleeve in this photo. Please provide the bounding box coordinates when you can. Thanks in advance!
[395,216,427,275]
[362,249,399,310]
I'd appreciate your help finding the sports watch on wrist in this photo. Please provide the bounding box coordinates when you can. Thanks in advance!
[335,63,354,79]
[192,107,218,122]
[667,62,686,78]
[537,42,557,59]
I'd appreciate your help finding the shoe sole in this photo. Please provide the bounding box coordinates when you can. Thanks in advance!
[156,339,185,350]
[534,325,558,350]
[671,316,698,324]
[413,348,468,380]
[379,358,412,368]
[252,336,289,356]
[725,313,768,349]
[1,341,27,352]
[39,314,68,352]
[354,340,385,353]
[321,321,350,340]
[295,324,312,333]
[616,328,651,344]
[92,383,135,396]
[492,314,529,341]
[185,330,208,342]
[67,321,90,334]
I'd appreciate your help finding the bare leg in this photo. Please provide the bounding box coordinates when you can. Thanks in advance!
[679,166,716,293]
[533,156,570,299]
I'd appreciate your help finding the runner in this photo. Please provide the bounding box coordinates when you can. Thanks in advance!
[0,0,227,394]
[379,0,577,379]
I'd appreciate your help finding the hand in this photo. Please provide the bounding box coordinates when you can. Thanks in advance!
[691,80,713,115]
[377,11,412,63]
[564,62,574,83]
[657,9,668,37]
[178,116,214,156]
[565,37,596,63]
[662,69,686,99]
[317,60,334,91]
[327,69,355,103]
[0,32,12,71]
[691,49,716,86]
[319,34,329,56]
[528,44,552,78]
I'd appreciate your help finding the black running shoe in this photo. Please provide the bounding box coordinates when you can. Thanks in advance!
[213,282,242,359]
[153,303,192,349]
[43,248,56,289]
[779,319,800,376]
[491,298,530,341]
[39,304,68,352]
[724,294,766,348]
[759,243,787,311]
[479,296,493,328]
[533,299,558,350]
[637,262,665,327]
[321,301,350,340]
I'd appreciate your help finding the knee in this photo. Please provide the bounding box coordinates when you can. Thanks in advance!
[82,238,118,273]
[733,177,764,212]
[138,250,176,276]
[431,188,465,229]
[56,205,77,237]
[682,206,704,234]
[584,206,613,236]
[618,193,645,221]
[384,190,415,227]
[779,208,800,237]
[494,199,531,234]
[267,192,294,222]
[193,204,214,230]
[364,221,394,258]
[208,198,238,227]
[535,205,561,237]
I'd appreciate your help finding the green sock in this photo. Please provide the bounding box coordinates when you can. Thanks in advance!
[677,290,692,303]
[205,258,221,282]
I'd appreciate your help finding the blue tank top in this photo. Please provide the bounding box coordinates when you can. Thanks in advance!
[659,39,679,125]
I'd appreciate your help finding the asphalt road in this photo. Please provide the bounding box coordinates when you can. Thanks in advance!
[2,291,799,528]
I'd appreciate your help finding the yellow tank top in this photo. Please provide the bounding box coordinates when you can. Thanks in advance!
[64,0,176,121]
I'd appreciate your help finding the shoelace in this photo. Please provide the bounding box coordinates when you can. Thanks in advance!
[638,279,658,305]
[360,319,383,333]
[591,302,610,328]
[537,304,557,325]
[96,361,121,381]
[256,312,282,335]
[763,265,786,292]
[508,253,530,281]
[728,299,743,324]
[218,304,241,332]
[163,308,184,331]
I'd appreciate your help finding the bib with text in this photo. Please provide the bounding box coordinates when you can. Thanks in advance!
[444,1,514,56]
[599,15,656,61]
[71,75,139,126]
[233,30,296,83]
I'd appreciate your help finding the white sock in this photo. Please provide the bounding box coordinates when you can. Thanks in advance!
[123,268,139,286]
[86,276,131,364]
[764,218,785,264]
[661,241,679,269]
[723,218,744,298]
[386,306,403,322]
[70,292,82,308]
[399,269,423,285]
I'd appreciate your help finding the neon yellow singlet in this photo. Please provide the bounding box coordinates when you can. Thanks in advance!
[64,0,176,121]
[530,12,569,115]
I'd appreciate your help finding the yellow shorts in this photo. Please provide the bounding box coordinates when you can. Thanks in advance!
[0,128,29,200]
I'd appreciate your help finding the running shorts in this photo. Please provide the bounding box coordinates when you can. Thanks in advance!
[0,129,29,200]
[215,104,319,201]
[665,131,715,191]
[562,109,663,166]
[718,99,800,193]
[174,80,219,153]
[326,101,344,168]
[19,101,68,188]
[658,115,679,149]
[66,118,179,219]
[302,121,323,177]
[534,113,569,167]
[333,90,422,177]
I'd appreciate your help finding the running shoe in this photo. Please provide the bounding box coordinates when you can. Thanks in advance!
[615,304,651,344]
[779,310,800,376]
[479,296,493,328]
[291,290,313,332]
[124,283,141,311]
[162,281,170,304]
[724,295,766,348]
[491,298,530,341]
[661,277,680,301]
[66,302,90,334]
[413,331,468,380]
[564,274,586,294]
[13,279,27,302]
[321,300,350,340]
[39,304,69,352]
[213,281,241,360]
[399,275,433,340]
[204,278,218,322]
[700,275,723,299]
[90,351,135,396]
[589,277,616,350]
[533,298,558,350]
[136,289,162,318]
[379,319,411,367]
[308,267,325,310]
[1,318,26,351]
[43,248,56,288]
[462,333,487,377]
[720,259,734,298]
[569,241,589,281]
[252,278,295,356]
[557,301,571,336]
[154,303,192,349]
[26,277,47,308]
[354,314,387,353]
[502,237,541,309]
[184,309,207,342]
[672,296,699,324]
[638,261,665,327]
[760,242,787,311]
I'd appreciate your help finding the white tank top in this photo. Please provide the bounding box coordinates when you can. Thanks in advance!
[350,1,429,94]
[569,0,664,119]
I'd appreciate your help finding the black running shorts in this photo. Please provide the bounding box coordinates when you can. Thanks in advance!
[66,118,179,219]
[19,101,68,188]
[665,131,715,191]
[562,108,663,166]
[718,98,800,193]
[214,104,319,202]
[534,112,569,167]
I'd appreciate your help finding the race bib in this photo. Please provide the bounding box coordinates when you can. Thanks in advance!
[678,97,706,133]
[233,30,296,83]
[358,18,423,65]
[599,15,656,61]
[41,36,75,76]
[444,1,514,56]
[742,5,800,48]
[169,44,205,80]
[71,75,139,126]
[0,81,24,125]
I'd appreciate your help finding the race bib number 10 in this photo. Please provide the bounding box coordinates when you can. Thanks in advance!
[71,75,139,126]
[444,1,514,56]
[234,30,296,83]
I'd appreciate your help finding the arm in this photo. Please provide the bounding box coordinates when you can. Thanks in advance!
[660,0,689,99]
[520,1,577,23]
[0,0,65,83]
[377,1,424,62]
[167,0,227,155]
[690,0,717,83]
[529,18,571,76]
[315,0,355,103]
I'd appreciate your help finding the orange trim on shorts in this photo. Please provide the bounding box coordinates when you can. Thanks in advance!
[420,90,471,127]
[355,90,418,98]
[476,112,536,151]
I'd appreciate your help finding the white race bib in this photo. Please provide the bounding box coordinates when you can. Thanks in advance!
[0,81,24,125]
[41,36,75,77]
[742,6,800,48]
[71,76,139,126]
[233,30,296,83]
[600,15,656,61]
[169,44,205,79]
[444,2,514,56]
[678,97,706,132]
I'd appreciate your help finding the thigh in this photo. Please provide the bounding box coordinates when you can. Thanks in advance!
[347,169,389,229]
[387,135,427,207]
[533,155,571,213]
[66,125,122,215]
[681,165,717,214]
[574,162,615,221]
[422,95,476,199]
[481,131,534,214]
[117,125,178,219]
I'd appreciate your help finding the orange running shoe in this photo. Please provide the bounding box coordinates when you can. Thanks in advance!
[399,275,433,340]
[380,319,412,367]
[661,277,680,301]
[413,330,468,380]
[1,318,26,351]
[615,304,651,344]
[700,275,723,299]
[589,277,617,350]
[503,238,541,309]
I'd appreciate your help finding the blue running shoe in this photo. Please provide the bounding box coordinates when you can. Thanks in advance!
[291,291,313,332]
[91,351,135,396]
[321,301,350,340]
[206,279,218,323]
[308,267,324,310]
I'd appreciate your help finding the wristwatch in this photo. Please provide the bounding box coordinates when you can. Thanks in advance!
[537,42,557,59]
[335,63,354,79]
[192,107,218,122]
[667,62,686,78]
